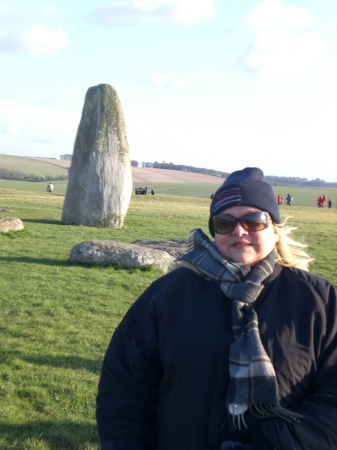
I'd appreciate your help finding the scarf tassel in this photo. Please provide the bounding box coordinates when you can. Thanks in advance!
[231,411,247,431]
[186,229,198,250]
[249,404,303,424]
[222,409,248,432]
[224,404,303,432]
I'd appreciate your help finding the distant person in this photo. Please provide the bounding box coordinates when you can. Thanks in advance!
[277,194,283,205]
[323,195,327,206]
[210,193,214,199]
[47,183,53,192]
[328,199,332,208]
[286,193,292,205]
[151,189,155,195]
[318,195,326,208]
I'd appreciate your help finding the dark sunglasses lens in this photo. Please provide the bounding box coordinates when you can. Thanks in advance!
[213,212,269,234]
[213,216,236,234]
[241,213,268,231]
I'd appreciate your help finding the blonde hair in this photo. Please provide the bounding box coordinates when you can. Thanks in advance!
[274,217,314,271]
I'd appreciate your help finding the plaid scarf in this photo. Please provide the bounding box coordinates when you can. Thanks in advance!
[177,228,302,429]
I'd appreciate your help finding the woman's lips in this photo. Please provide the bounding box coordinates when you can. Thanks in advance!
[231,241,251,247]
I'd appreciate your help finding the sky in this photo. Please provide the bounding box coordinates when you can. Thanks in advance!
[1,0,337,181]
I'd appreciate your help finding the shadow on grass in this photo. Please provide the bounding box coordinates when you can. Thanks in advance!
[0,256,70,266]
[1,349,102,374]
[21,354,103,374]
[0,256,150,272]
[22,218,63,225]
[0,421,99,449]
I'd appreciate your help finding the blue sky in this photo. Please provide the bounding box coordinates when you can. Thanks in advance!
[1,0,337,180]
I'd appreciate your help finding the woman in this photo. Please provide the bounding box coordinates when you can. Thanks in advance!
[96,167,337,450]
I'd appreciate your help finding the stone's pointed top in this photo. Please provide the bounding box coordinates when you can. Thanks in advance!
[81,83,128,156]
[87,83,116,93]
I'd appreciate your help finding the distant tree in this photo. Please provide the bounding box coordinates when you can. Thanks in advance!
[150,161,228,178]
[131,160,138,167]
[0,167,68,182]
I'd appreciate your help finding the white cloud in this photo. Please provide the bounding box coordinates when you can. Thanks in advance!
[327,13,337,27]
[42,5,57,18]
[0,4,17,20]
[0,101,79,128]
[134,0,170,12]
[32,133,62,143]
[143,74,189,88]
[173,76,189,88]
[149,73,170,86]
[238,0,324,82]
[245,0,313,30]
[240,31,324,80]
[87,0,215,25]
[25,25,68,54]
[0,25,68,54]
[0,123,20,134]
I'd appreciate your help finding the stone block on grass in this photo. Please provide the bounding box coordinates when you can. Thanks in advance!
[70,240,180,273]
[0,217,24,233]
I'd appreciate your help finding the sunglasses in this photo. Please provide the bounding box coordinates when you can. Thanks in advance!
[213,211,270,234]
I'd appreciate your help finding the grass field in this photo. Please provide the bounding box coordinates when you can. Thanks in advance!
[0,180,337,449]
[1,177,337,205]
[0,155,68,178]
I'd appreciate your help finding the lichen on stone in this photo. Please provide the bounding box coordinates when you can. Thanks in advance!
[91,84,129,162]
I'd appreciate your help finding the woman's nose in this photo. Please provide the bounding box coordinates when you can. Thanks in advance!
[232,221,248,236]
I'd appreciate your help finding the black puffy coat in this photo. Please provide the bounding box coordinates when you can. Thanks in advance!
[96,265,337,450]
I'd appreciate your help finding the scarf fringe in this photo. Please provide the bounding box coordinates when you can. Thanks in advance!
[186,229,198,250]
[230,411,248,431]
[250,404,303,423]
[225,404,303,431]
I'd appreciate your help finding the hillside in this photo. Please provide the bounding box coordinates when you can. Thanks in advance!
[26,157,225,184]
[0,155,68,179]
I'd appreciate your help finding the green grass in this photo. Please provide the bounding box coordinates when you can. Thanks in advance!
[0,179,219,198]
[271,186,336,207]
[0,182,337,449]
[1,177,337,203]
[0,155,68,178]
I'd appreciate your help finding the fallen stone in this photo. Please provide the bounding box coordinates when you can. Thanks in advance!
[0,217,24,233]
[131,239,188,258]
[70,240,180,273]
[0,208,14,212]
[62,84,132,228]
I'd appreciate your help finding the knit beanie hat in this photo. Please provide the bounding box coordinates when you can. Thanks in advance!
[209,167,281,237]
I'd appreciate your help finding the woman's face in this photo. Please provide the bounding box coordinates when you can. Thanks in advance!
[213,205,278,266]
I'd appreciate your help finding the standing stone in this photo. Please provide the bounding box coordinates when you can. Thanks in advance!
[62,84,132,227]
